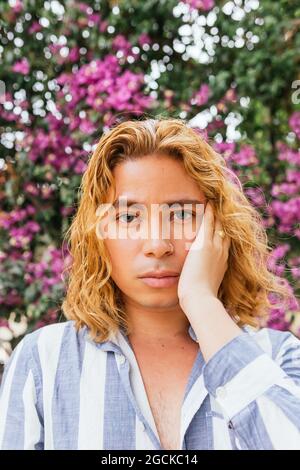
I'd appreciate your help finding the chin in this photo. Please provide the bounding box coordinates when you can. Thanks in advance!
[137,294,179,309]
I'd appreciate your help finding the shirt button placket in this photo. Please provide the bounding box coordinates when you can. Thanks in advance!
[119,354,126,365]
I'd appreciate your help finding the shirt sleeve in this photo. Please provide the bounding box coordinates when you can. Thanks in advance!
[202,328,300,450]
[0,332,44,450]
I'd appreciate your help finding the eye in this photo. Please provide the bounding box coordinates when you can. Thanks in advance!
[172,209,195,221]
[116,212,140,224]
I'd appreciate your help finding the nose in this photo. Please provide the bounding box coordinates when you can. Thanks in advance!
[143,238,174,258]
[142,207,174,258]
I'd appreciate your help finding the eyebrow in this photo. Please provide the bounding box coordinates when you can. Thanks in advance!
[111,198,206,208]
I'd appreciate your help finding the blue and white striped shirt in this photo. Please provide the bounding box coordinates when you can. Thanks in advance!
[1,320,300,450]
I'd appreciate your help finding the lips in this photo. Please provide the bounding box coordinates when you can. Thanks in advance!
[138,270,179,278]
[138,271,179,288]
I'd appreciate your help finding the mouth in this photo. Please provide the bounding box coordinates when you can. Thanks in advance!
[139,275,179,288]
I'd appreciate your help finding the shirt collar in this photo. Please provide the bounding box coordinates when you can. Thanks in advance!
[84,322,199,354]
[83,320,255,356]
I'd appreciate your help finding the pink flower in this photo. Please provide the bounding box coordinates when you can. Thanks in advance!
[267,243,290,277]
[79,118,97,134]
[138,34,152,47]
[245,187,266,208]
[223,88,238,103]
[74,159,88,174]
[24,183,39,196]
[231,145,258,166]
[68,47,80,63]
[77,2,90,13]
[191,84,210,107]
[183,0,214,11]
[277,142,300,165]
[291,267,300,279]
[28,21,42,34]
[12,58,30,75]
[88,13,101,24]
[270,197,300,236]
[112,35,133,58]
[61,207,75,217]
[213,142,235,159]
[99,20,108,33]
[289,112,300,139]
[11,0,23,14]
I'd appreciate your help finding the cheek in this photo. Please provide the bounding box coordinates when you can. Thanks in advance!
[172,218,200,245]
[173,220,198,245]
[104,239,137,280]
[173,238,191,267]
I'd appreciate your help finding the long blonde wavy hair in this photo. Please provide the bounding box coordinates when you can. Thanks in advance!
[61,116,291,342]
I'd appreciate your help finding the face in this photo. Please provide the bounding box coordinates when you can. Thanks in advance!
[99,154,206,310]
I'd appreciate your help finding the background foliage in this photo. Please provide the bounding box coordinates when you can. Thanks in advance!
[0,0,300,366]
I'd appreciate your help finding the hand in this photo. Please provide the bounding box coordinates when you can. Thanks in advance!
[177,201,231,309]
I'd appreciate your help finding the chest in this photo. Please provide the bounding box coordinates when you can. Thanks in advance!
[131,341,199,450]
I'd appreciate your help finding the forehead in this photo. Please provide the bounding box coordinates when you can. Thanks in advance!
[107,154,205,204]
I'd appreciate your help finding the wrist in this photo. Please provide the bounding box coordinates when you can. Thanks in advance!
[179,288,220,313]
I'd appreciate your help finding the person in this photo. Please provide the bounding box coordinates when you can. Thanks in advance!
[0,117,300,450]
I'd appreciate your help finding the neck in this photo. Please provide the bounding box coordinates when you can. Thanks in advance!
[122,297,191,344]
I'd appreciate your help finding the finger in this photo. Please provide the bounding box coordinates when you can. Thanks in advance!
[188,202,206,250]
[214,218,231,262]
[204,201,215,243]
[213,216,224,248]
